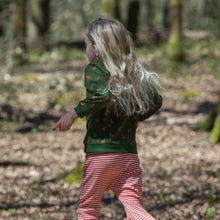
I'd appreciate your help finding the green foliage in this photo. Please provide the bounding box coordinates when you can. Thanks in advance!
[204,167,217,178]
[31,215,37,220]
[22,73,39,83]
[178,89,200,102]
[28,48,85,64]
[47,217,55,220]
[64,164,83,185]
[205,206,216,218]
[7,208,17,216]
[0,120,11,127]
[55,96,66,105]
[206,196,220,204]
[186,38,220,61]
[74,117,86,126]
[159,192,166,201]
[31,124,46,133]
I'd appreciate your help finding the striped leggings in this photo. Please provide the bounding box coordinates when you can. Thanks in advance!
[78,153,155,220]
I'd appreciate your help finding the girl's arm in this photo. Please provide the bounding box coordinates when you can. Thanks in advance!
[53,61,110,131]
[53,109,78,131]
[74,62,110,118]
[138,87,163,121]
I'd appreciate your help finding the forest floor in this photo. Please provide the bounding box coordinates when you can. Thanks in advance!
[0,41,220,220]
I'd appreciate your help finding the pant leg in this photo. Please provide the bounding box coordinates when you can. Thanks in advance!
[111,154,155,220]
[78,153,122,220]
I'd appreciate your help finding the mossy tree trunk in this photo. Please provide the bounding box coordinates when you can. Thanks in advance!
[127,0,140,42]
[102,0,121,20]
[198,100,220,144]
[167,0,184,62]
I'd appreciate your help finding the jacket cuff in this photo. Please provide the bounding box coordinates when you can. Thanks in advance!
[74,105,85,118]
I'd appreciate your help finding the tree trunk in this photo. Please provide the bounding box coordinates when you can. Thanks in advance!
[198,100,220,144]
[14,0,27,51]
[167,0,183,62]
[196,0,207,29]
[13,0,27,65]
[127,0,140,42]
[145,0,153,29]
[162,0,170,30]
[30,0,50,49]
[102,0,121,20]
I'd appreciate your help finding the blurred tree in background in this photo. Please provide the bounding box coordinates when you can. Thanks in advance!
[13,0,27,63]
[1,0,220,54]
[29,0,50,49]
[126,0,140,42]
[167,0,183,61]
[102,0,121,20]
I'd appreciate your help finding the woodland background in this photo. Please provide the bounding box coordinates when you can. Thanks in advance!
[0,0,220,219]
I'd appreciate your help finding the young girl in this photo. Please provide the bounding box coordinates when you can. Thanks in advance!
[53,18,162,220]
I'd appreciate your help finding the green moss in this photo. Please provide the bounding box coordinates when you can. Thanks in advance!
[64,164,83,185]
[178,89,200,102]
[167,32,184,62]
[74,117,86,125]
[0,120,10,127]
[197,112,215,131]
[209,114,220,144]
[7,208,17,216]
[55,96,66,105]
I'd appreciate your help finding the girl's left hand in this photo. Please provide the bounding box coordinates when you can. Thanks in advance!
[53,109,78,132]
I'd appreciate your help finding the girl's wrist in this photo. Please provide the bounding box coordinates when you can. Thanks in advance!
[70,108,79,119]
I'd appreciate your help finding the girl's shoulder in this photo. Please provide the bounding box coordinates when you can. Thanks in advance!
[85,59,105,70]
[84,59,108,78]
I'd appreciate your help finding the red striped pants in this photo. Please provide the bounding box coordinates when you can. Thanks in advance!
[78,153,155,220]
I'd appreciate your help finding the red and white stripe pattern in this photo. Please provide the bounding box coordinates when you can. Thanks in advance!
[78,153,155,220]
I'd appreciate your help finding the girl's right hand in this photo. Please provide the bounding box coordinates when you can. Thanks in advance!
[53,109,79,132]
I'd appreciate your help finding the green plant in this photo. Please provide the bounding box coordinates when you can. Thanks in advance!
[31,215,37,220]
[206,196,220,204]
[205,206,215,218]
[159,192,166,201]
[7,208,17,216]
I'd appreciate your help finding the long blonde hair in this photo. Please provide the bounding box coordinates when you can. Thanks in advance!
[87,18,161,115]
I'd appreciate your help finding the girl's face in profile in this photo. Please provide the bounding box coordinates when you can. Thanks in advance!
[85,36,97,62]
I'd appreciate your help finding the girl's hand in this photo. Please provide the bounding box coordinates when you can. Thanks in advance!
[53,109,79,131]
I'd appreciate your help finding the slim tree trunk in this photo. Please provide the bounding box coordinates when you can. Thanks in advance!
[145,0,153,29]
[162,0,170,30]
[167,0,183,61]
[127,0,140,42]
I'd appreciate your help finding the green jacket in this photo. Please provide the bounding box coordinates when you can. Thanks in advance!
[74,59,162,154]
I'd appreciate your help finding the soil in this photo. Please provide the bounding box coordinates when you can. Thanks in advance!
[0,57,219,220]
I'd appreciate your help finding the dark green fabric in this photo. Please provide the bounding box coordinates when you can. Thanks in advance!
[74,59,162,153]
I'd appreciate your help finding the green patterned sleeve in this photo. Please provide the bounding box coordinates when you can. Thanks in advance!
[138,87,163,121]
[74,63,110,118]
